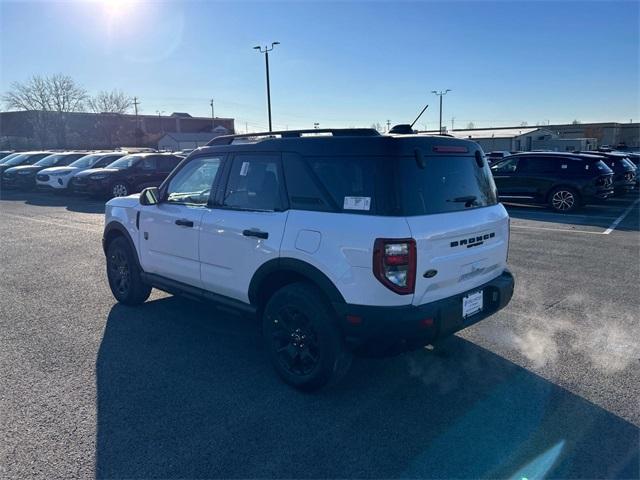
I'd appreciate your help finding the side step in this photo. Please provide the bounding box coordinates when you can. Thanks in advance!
[141,272,257,317]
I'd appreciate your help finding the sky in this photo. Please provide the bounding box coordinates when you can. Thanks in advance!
[1,0,639,132]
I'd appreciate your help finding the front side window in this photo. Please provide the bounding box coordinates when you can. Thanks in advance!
[223,154,282,211]
[139,157,157,171]
[491,157,519,173]
[166,156,222,205]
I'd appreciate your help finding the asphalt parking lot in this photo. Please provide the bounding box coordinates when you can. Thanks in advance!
[0,190,638,479]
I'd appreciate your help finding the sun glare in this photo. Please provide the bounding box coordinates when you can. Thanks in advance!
[103,0,137,20]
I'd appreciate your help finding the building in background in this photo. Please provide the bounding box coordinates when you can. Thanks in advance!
[158,129,229,151]
[0,110,235,150]
[434,127,597,152]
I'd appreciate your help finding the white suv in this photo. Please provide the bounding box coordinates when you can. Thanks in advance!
[102,128,514,390]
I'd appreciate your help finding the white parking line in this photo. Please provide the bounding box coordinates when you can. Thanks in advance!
[603,198,640,234]
[511,224,606,235]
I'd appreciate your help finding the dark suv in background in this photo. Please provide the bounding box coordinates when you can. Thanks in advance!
[576,151,636,196]
[491,152,614,212]
[72,152,183,198]
[2,152,86,189]
[0,151,53,185]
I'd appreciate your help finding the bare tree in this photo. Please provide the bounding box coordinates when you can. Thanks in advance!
[466,122,475,129]
[520,121,528,127]
[3,74,87,148]
[88,90,132,114]
[572,119,581,125]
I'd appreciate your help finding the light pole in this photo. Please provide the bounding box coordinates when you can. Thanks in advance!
[254,42,280,132]
[210,99,215,132]
[431,89,451,134]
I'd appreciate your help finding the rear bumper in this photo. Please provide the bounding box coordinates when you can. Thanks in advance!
[334,270,515,353]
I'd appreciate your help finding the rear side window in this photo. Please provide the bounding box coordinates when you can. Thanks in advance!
[491,157,519,173]
[519,157,559,174]
[223,154,283,211]
[158,156,181,172]
[397,156,497,215]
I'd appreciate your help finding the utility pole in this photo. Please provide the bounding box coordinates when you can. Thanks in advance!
[451,116,455,131]
[210,99,215,132]
[254,42,280,132]
[386,119,391,132]
[133,97,140,146]
[156,110,165,134]
[431,89,451,134]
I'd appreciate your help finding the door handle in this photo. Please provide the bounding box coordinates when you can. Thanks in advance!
[175,219,194,227]
[243,229,268,239]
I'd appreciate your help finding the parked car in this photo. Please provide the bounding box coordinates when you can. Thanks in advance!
[486,151,513,165]
[576,151,636,196]
[102,128,514,390]
[491,152,614,212]
[36,152,126,193]
[72,152,183,198]
[3,152,88,190]
[0,151,55,186]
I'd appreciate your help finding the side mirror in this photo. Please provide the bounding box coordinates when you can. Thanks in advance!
[139,187,159,206]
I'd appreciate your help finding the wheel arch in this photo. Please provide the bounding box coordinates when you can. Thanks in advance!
[248,258,346,313]
[102,221,142,270]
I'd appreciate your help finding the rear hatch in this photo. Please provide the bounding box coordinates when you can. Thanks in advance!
[395,153,509,306]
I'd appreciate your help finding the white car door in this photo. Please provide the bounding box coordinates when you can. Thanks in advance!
[138,155,224,288]
[200,153,288,303]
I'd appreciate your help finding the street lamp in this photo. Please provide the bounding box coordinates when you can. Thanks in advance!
[431,89,451,134]
[254,41,280,132]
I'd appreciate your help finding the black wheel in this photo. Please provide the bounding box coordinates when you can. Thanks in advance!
[549,186,580,213]
[262,283,352,391]
[110,182,129,198]
[106,236,151,305]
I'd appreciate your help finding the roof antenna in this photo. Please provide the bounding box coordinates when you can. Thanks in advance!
[389,104,429,134]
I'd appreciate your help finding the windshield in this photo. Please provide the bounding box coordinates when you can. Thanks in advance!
[34,154,66,167]
[69,154,101,169]
[3,154,29,166]
[0,153,21,165]
[106,155,141,169]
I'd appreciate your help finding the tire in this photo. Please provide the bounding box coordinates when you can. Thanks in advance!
[106,236,151,305]
[548,186,580,213]
[110,182,129,198]
[262,282,352,391]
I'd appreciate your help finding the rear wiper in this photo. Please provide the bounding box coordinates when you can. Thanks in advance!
[447,195,477,207]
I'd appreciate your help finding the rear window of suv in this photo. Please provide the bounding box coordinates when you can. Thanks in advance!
[283,154,497,216]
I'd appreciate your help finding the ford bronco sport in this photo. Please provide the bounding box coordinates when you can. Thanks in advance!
[102,128,514,391]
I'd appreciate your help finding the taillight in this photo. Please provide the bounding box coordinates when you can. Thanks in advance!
[373,238,416,295]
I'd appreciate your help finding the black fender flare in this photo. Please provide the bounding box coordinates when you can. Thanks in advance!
[102,221,142,271]
[248,258,346,307]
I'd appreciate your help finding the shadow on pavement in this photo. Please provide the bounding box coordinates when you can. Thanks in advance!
[0,189,105,214]
[96,296,639,479]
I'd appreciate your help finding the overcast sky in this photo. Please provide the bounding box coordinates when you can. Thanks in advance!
[1,0,638,131]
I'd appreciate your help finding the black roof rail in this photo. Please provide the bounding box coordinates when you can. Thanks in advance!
[206,128,380,146]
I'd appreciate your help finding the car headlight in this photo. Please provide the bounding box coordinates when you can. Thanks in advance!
[18,170,33,175]
[90,174,109,180]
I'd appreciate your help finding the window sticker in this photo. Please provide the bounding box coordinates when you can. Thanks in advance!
[343,196,371,211]
[240,161,250,176]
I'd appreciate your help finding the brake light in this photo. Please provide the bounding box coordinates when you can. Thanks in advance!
[433,146,469,153]
[373,238,416,295]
